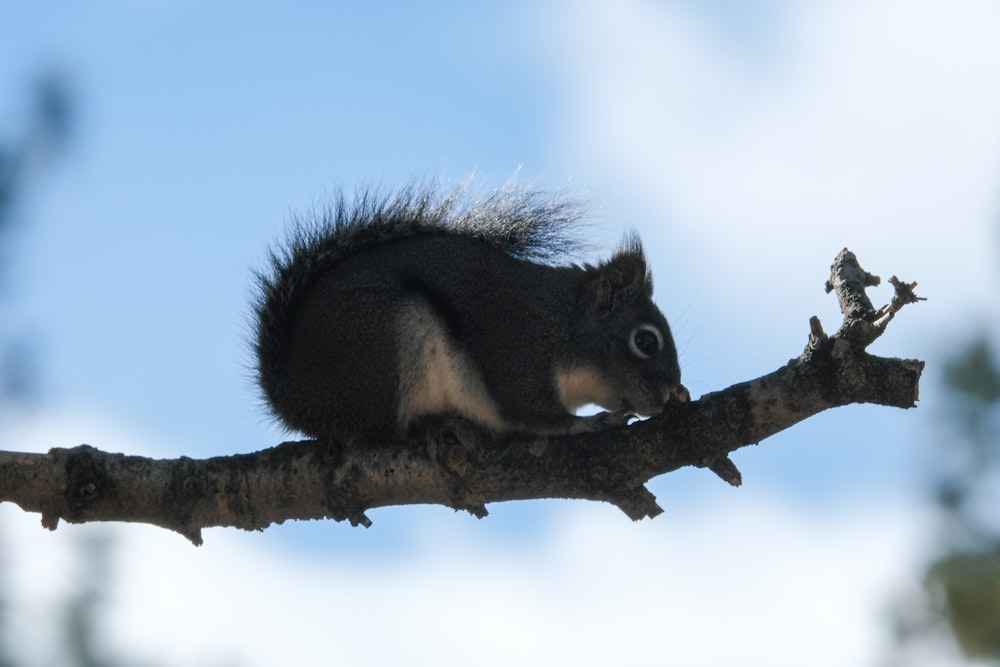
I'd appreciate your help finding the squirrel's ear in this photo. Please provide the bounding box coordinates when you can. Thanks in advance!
[580,245,650,315]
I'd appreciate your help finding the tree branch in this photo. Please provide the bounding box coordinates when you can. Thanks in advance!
[0,249,924,545]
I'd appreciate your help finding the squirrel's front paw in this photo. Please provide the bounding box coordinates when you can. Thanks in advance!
[569,410,634,434]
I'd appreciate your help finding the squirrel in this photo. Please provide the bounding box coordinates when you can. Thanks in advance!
[252,183,682,446]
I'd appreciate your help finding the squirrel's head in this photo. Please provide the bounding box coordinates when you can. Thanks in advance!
[574,236,681,417]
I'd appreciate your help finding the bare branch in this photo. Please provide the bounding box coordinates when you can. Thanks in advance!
[0,249,924,544]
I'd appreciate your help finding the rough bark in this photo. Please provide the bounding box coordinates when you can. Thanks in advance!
[0,249,924,545]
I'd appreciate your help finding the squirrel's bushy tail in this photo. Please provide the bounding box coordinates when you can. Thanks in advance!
[252,181,585,424]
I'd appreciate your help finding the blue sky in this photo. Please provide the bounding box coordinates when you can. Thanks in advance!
[1,0,954,485]
[2,1,999,664]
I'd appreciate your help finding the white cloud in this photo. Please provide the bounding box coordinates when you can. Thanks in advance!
[547,0,1000,331]
[0,490,936,667]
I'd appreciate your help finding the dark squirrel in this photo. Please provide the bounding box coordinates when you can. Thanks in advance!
[253,184,682,445]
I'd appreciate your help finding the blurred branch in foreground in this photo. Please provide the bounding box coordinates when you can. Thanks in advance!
[0,69,74,404]
[0,68,167,667]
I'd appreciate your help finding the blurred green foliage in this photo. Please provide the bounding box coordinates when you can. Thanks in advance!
[920,337,1000,660]
[927,546,1000,658]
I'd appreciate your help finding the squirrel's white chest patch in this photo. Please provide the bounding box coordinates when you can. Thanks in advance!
[395,300,508,432]
[555,365,614,413]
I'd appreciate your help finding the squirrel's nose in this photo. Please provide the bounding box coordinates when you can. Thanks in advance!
[664,384,690,407]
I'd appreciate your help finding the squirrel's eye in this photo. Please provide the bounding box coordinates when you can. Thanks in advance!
[629,324,662,359]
